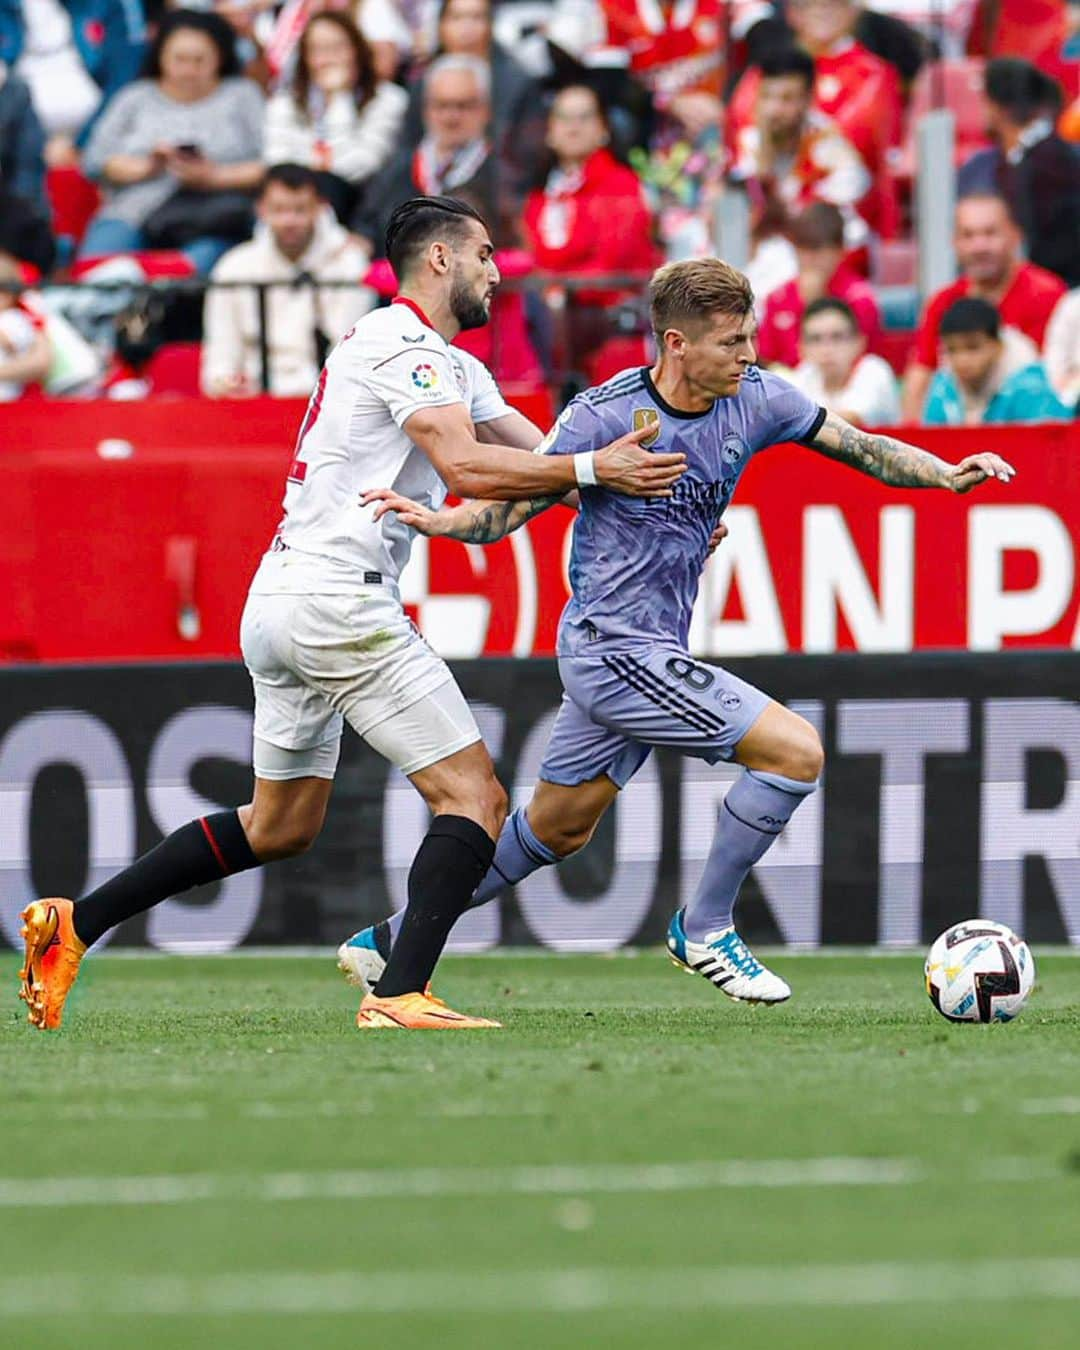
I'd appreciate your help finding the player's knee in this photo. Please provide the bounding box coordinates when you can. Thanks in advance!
[785,722,824,783]
[482,778,509,837]
[539,817,596,857]
[246,816,321,862]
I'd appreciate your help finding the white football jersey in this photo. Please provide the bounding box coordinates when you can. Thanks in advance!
[249,298,510,594]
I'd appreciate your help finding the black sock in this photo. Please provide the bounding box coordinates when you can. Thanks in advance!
[372,920,393,961]
[374,815,495,998]
[73,811,260,948]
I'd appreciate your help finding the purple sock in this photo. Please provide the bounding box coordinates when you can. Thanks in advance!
[683,769,818,942]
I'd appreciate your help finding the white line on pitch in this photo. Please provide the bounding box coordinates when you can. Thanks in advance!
[1021,1097,1080,1115]
[0,1157,920,1210]
[2,1258,1080,1319]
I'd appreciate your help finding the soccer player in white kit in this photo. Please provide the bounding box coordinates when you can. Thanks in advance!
[17,196,687,1032]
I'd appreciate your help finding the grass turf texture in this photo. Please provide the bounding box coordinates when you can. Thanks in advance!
[2,951,1079,1349]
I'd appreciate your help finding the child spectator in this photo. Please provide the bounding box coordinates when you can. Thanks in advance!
[756,201,881,367]
[201,161,373,397]
[922,296,1069,425]
[902,193,1067,419]
[0,251,51,398]
[80,9,264,275]
[1043,289,1080,412]
[787,296,899,425]
[264,10,406,222]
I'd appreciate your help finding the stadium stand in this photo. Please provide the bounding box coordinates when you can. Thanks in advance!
[0,1,1074,427]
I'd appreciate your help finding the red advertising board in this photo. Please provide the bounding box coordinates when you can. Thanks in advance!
[2,397,1077,662]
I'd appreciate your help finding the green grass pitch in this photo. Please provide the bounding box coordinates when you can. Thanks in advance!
[2,950,1079,1349]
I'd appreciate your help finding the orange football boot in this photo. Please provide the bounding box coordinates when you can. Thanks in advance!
[18,898,86,1030]
[356,990,501,1029]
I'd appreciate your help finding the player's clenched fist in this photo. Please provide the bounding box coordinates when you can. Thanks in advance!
[945,453,1016,494]
[593,423,687,498]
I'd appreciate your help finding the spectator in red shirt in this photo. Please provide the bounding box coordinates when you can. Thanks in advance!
[901,192,1068,420]
[523,83,659,373]
[728,0,903,174]
[756,201,882,368]
[523,86,657,294]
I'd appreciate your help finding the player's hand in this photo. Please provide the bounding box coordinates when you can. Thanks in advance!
[594,424,687,498]
[945,453,1016,494]
[361,487,449,535]
[706,519,728,555]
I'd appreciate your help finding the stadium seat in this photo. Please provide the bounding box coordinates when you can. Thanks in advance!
[877,329,916,376]
[586,336,650,385]
[45,166,101,247]
[893,59,990,180]
[143,342,203,397]
[71,252,198,281]
[500,383,555,429]
[873,239,917,288]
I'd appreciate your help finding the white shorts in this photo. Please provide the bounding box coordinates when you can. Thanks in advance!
[240,588,481,780]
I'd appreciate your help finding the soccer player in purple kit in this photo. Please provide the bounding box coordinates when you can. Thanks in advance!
[341,257,1016,1005]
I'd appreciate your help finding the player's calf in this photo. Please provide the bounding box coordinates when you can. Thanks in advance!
[336,791,604,991]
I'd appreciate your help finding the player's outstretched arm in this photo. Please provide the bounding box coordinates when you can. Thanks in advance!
[807,412,1016,492]
[361,488,560,542]
[404,403,687,500]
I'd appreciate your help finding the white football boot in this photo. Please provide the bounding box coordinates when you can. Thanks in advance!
[667,909,790,1004]
[336,925,389,995]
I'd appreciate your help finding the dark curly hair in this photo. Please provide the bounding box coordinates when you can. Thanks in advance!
[293,11,377,118]
[143,9,241,82]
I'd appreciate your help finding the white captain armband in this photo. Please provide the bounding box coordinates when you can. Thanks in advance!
[573,451,598,488]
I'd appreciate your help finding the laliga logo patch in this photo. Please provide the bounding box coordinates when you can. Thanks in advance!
[411,362,439,391]
[632,407,661,448]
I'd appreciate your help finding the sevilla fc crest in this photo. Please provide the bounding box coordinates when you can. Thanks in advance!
[632,407,661,447]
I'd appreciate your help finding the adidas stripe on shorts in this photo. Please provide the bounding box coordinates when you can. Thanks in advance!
[539,642,770,788]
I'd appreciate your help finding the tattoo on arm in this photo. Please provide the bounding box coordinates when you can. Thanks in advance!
[810,413,951,489]
[453,494,563,543]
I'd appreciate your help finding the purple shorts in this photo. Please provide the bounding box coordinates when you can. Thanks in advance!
[539,642,771,788]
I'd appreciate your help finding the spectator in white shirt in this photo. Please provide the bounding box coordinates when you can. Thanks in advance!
[1043,289,1080,413]
[264,9,407,221]
[201,161,374,397]
[788,295,899,425]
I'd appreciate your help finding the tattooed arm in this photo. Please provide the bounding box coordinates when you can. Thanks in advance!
[361,487,567,542]
[807,412,1016,493]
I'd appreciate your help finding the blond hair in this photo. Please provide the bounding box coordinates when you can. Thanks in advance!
[649,258,754,344]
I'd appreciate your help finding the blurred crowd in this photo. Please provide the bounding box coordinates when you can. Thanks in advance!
[0,0,1077,421]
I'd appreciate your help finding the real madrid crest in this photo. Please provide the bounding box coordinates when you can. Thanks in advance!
[632,407,661,447]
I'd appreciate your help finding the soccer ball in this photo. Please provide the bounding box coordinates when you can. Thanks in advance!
[924,920,1035,1023]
